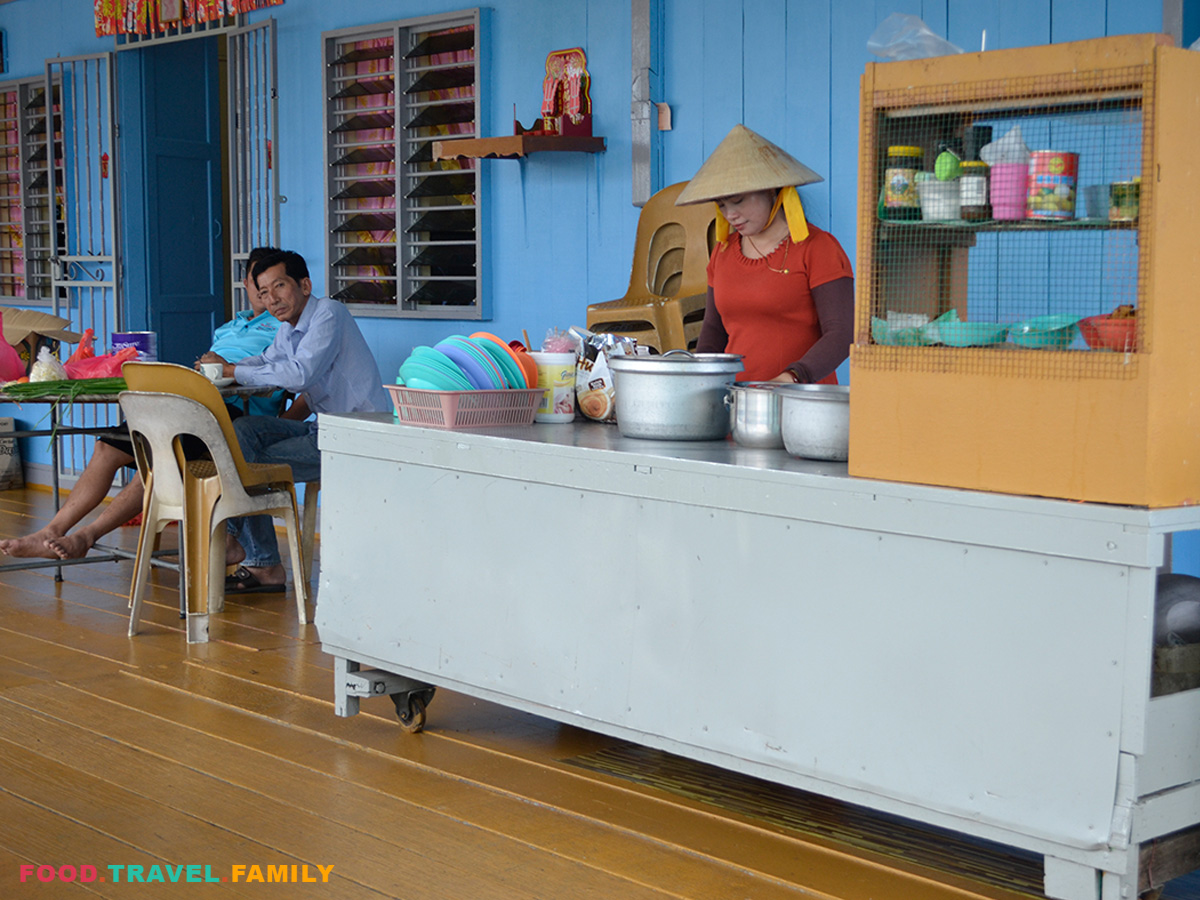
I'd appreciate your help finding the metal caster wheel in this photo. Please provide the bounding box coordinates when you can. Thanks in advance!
[392,687,436,734]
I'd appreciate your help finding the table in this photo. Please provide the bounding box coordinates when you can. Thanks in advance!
[316,413,1200,900]
[0,382,276,579]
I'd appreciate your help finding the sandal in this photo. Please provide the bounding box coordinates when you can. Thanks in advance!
[225,565,286,595]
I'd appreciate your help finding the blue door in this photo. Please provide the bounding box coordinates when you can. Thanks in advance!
[122,38,224,365]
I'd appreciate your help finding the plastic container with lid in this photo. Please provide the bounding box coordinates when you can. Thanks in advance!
[883,146,923,220]
[959,160,991,220]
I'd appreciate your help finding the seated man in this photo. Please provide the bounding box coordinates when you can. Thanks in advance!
[199,249,389,594]
[0,246,284,560]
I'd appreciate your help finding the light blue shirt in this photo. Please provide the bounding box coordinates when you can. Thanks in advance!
[209,309,279,362]
[209,309,282,417]
[233,296,389,416]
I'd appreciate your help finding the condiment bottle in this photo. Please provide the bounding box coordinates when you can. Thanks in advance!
[959,160,991,220]
[883,146,923,220]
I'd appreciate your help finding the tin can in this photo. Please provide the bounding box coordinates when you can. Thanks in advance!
[1026,151,1078,219]
[883,146,923,220]
[1109,180,1139,222]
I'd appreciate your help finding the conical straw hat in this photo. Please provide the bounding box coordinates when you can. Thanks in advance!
[675,124,823,205]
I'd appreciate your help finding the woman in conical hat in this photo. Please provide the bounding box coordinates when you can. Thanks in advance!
[677,124,853,384]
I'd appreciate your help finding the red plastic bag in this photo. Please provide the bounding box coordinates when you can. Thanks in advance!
[0,311,27,382]
[65,328,95,366]
[65,346,138,380]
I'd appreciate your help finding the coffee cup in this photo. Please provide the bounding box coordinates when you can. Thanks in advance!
[200,362,224,382]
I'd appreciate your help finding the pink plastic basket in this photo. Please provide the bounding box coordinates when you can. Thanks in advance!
[385,384,543,429]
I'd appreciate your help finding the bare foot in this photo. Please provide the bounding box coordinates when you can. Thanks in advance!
[226,534,246,567]
[45,531,96,560]
[0,528,65,559]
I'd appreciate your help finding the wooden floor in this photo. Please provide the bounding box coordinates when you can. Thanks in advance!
[1,484,1197,900]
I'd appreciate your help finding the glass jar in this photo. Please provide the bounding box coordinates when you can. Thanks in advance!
[883,146,923,220]
[959,160,991,220]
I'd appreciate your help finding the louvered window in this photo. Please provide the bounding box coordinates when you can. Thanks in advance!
[0,75,64,305]
[324,9,484,319]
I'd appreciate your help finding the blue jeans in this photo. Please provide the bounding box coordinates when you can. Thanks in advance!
[228,416,319,568]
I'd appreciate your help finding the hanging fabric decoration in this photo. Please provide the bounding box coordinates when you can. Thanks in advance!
[95,0,285,37]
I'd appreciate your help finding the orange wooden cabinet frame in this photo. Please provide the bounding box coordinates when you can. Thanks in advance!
[850,34,1200,507]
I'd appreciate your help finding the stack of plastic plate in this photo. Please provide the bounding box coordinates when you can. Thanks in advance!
[398,347,473,390]
[397,332,535,390]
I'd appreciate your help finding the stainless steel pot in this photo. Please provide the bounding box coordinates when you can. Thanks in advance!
[725,382,784,449]
[608,351,744,440]
[778,383,850,460]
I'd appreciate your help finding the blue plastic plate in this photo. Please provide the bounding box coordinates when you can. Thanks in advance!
[435,339,492,389]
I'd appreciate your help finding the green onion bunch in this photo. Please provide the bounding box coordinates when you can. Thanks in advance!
[1,377,128,400]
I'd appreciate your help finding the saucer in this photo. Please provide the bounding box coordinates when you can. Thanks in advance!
[210,376,235,388]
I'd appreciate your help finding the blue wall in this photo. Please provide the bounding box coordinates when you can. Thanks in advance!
[0,0,1164,378]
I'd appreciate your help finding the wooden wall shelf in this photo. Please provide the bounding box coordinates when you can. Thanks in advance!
[433,134,606,160]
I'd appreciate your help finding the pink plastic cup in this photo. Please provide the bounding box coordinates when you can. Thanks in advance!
[990,162,1029,220]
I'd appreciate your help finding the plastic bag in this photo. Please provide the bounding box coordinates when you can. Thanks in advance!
[29,346,69,382]
[541,327,577,353]
[979,124,1030,165]
[570,326,637,423]
[867,14,962,61]
[65,346,138,380]
[65,328,95,366]
[0,311,26,382]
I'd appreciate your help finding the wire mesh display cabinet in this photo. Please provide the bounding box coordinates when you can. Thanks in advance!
[850,33,1200,507]
[323,9,486,319]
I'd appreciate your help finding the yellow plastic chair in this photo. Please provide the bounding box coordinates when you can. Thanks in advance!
[300,480,319,586]
[586,181,716,352]
[122,362,308,642]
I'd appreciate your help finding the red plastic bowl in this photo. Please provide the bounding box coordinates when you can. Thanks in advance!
[1079,314,1137,352]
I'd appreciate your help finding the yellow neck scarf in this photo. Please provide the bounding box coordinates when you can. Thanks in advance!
[714,186,810,246]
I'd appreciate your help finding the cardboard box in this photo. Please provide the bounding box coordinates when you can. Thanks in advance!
[0,306,82,375]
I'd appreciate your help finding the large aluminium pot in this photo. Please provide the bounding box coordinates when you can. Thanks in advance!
[608,351,744,440]
[777,383,850,460]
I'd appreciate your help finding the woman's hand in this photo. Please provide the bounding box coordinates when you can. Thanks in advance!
[767,370,801,384]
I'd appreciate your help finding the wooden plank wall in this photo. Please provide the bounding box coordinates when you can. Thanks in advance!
[0,0,1166,383]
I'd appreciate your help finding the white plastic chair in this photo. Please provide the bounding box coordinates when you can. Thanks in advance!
[120,371,308,643]
[119,392,190,637]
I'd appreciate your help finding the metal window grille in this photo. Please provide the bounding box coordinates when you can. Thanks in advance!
[227,18,279,310]
[324,9,483,319]
[114,14,244,50]
[46,54,121,478]
[857,64,1152,381]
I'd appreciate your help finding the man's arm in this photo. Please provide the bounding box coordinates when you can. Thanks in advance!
[235,304,342,393]
[279,393,311,421]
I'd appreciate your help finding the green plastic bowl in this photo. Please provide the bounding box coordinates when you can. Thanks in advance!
[1009,315,1080,349]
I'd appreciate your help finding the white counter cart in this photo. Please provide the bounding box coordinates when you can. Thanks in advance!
[317,413,1200,900]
